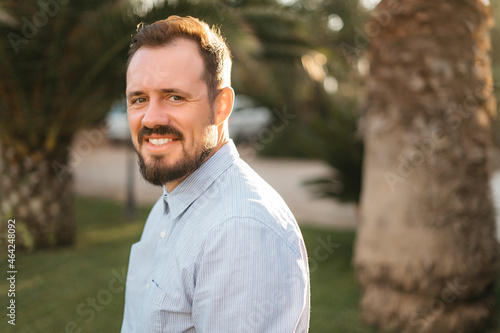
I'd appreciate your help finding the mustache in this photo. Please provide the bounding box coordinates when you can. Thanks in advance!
[138,125,184,143]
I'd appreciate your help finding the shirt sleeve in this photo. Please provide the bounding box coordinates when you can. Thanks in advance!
[192,217,310,332]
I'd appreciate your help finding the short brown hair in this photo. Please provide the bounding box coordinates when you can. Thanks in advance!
[128,16,232,103]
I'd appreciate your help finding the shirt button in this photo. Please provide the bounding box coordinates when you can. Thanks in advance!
[160,231,167,238]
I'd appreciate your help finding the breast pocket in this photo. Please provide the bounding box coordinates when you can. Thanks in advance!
[142,276,194,332]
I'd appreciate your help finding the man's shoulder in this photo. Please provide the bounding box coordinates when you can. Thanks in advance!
[217,158,290,212]
[209,158,301,245]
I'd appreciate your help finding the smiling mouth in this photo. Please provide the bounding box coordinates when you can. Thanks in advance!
[138,125,183,149]
[148,138,177,146]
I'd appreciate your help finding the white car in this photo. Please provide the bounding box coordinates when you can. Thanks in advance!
[105,99,130,143]
[228,95,272,143]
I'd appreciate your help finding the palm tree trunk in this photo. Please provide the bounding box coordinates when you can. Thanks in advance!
[354,1,499,332]
[0,140,75,250]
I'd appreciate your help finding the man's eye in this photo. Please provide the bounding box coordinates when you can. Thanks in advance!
[169,95,184,102]
[131,97,147,105]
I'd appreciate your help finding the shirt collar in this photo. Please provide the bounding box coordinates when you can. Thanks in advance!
[162,140,239,220]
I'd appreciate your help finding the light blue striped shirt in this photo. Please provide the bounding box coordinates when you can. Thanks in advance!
[121,141,310,332]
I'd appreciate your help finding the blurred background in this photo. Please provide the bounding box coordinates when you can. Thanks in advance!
[0,0,499,332]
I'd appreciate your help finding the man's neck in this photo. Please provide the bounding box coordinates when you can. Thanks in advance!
[163,139,229,193]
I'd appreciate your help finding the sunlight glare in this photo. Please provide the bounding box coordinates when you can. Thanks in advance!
[327,14,344,32]
[360,0,381,11]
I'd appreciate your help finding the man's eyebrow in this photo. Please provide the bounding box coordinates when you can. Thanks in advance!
[161,88,191,97]
[126,88,193,99]
[126,91,144,99]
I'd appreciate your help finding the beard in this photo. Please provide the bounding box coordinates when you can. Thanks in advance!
[134,114,217,187]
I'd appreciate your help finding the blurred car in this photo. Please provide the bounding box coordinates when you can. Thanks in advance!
[104,95,272,144]
[228,95,272,144]
[105,99,130,143]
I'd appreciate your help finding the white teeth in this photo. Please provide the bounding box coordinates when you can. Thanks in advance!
[149,138,174,146]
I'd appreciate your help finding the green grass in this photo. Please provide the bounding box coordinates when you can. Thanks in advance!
[0,198,149,333]
[304,227,376,333]
[1,197,499,332]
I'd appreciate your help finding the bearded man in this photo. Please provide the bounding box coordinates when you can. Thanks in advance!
[121,15,310,333]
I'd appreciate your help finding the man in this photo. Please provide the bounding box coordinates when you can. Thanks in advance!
[121,15,310,332]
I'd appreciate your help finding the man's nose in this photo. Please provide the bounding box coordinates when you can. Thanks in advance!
[142,99,170,128]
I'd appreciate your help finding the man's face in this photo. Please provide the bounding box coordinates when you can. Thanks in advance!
[126,39,218,187]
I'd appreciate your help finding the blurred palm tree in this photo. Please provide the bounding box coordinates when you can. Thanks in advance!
[0,0,135,249]
[354,0,499,332]
[0,0,320,250]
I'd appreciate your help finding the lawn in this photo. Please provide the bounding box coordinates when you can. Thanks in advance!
[0,197,498,332]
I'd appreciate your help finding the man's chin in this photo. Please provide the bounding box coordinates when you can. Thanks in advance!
[137,154,171,186]
[135,145,214,187]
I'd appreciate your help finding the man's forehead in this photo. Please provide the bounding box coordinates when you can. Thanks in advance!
[127,40,205,87]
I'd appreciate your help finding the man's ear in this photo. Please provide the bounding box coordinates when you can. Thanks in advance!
[214,87,234,126]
